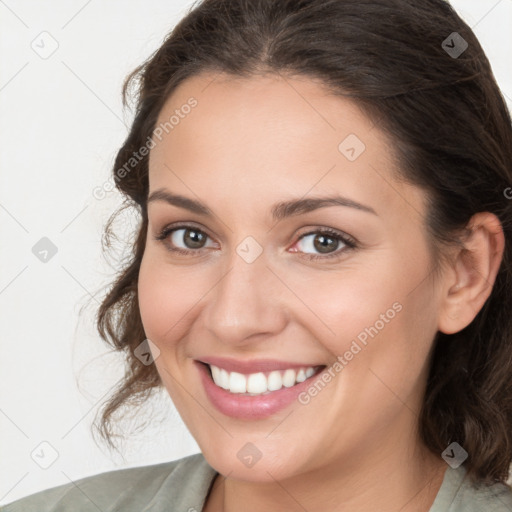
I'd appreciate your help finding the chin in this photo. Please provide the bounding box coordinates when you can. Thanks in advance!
[199,441,307,483]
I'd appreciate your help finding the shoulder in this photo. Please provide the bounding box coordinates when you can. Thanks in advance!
[431,464,512,512]
[0,452,217,512]
[454,478,512,511]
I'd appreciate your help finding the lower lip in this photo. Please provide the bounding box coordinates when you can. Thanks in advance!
[195,361,324,420]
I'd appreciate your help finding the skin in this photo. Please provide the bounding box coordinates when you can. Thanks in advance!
[137,71,505,511]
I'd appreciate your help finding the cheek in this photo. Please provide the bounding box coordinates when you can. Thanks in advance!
[303,252,435,372]
[293,267,402,356]
[137,254,199,346]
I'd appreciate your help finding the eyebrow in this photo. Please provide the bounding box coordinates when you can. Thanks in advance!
[147,188,378,220]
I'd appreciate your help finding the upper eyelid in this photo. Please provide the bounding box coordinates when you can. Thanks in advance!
[157,222,216,242]
[157,222,350,237]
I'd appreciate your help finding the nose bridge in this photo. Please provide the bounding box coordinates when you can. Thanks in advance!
[204,245,285,343]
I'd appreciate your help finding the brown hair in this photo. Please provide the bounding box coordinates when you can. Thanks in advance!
[92,0,512,486]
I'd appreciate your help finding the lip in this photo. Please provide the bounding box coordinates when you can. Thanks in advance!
[197,356,324,374]
[195,360,326,420]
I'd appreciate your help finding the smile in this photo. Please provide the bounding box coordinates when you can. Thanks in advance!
[208,364,319,395]
[195,358,327,419]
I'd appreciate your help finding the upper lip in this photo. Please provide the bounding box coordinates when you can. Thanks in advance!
[196,356,326,374]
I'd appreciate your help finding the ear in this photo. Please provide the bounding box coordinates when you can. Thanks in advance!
[437,212,505,335]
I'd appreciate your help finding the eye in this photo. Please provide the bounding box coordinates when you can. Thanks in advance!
[154,224,217,255]
[154,223,358,261]
[290,228,357,261]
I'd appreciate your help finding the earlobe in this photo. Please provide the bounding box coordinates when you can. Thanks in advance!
[437,212,505,335]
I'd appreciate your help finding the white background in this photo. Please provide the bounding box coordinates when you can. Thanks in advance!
[1,0,511,505]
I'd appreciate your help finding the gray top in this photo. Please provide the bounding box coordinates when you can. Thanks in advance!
[2,452,512,511]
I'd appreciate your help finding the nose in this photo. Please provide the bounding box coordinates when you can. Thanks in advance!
[202,249,288,347]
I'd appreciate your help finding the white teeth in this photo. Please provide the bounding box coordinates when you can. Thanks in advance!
[267,371,282,391]
[282,369,296,388]
[219,368,230,390]
[208,364,320,395]
[210,365,221,384]
[296,369,306,383]
[247,372,267,394]
[229,371,247,393]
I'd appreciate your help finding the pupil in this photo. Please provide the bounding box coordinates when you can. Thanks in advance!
[314,234,337,254]
[185,229,205,248]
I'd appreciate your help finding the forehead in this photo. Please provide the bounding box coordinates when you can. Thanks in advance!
[148,71,427,225]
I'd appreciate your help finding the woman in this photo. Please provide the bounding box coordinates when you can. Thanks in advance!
[3,0,512,510]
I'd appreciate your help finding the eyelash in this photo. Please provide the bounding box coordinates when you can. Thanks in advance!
[154,223,358,261]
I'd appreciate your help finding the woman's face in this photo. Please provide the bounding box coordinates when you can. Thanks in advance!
[138,72,447,481]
